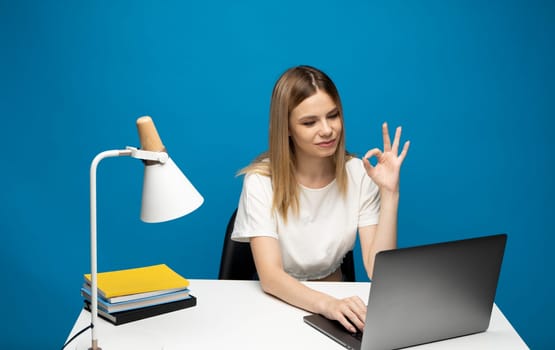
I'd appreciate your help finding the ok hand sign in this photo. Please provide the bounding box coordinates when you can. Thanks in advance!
[362,122,410,194]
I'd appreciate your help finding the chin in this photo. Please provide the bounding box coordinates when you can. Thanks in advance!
[317,148,337,158]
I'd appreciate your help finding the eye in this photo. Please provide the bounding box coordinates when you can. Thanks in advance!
[301,120,316,126]
[327,112,340,119]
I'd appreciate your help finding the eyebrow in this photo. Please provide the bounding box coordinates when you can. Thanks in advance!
[326,107,339,116]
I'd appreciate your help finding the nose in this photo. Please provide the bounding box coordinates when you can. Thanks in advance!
[320,120,333,136]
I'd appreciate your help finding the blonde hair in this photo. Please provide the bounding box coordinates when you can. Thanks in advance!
[239,65,350,221]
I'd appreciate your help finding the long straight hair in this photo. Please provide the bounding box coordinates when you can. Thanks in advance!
[239,65,350,222]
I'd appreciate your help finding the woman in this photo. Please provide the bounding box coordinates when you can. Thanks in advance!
[231,65,410,333]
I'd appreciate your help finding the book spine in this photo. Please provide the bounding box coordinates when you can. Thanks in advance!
[84,295,197,326]
[81,287,190,313]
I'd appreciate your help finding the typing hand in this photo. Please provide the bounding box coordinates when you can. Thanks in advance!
[322,296,367,333]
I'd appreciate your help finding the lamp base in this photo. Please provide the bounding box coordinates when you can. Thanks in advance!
[88,339,102,350]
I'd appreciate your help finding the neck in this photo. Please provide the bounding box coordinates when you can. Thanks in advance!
[295,155,335,188]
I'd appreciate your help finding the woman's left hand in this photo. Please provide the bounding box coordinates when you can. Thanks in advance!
[362,122,410,194]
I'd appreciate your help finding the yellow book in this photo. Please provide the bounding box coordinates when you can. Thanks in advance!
[84,264,189,299]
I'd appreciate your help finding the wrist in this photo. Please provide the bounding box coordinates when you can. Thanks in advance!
[315,294,335,315]
[379,189,400,201]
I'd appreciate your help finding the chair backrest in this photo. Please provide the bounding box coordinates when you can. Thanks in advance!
[218,209,258,280]
[340,248,356,282]
[218,208,356,281]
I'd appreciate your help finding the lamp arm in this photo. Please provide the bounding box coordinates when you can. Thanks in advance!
[89,149,131,350]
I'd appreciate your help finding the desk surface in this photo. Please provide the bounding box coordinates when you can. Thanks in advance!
[66,279,528,350]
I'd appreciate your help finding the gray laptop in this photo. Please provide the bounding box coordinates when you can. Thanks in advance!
[304,234,507,350]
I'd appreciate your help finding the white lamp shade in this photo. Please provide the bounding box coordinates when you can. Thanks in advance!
[140,157,204,223]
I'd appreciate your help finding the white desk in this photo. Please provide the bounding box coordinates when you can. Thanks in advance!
[66,279,528,350]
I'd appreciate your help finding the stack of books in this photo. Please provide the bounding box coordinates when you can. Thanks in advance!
[82,264,196,325]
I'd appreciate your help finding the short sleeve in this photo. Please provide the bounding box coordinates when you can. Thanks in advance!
[231,173,278,242]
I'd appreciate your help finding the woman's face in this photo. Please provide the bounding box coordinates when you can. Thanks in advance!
[288,90,342,161]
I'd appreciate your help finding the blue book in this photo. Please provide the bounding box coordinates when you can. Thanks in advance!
[82,281,189,303]
[81,286,190,313]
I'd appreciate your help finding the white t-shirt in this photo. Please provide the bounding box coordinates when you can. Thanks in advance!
[231,158,380,280]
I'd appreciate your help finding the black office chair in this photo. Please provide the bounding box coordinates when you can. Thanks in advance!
[218,209,258,280]
[218,208,356,282]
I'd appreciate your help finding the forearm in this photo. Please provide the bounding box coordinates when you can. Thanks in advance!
[365,190,399,277]
[258,265,367,333]
[258,268,334,314]
[250,237,336,314]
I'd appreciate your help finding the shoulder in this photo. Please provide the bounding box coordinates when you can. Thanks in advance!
[239,155,271,177]
[242,172,272,196]
[244,171,271,185]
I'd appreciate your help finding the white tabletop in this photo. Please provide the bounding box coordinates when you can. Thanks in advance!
[66,279,528,350]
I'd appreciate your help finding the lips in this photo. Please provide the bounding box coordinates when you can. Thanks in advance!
[316,139,337,148]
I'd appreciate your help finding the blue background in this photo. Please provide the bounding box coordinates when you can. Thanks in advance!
[1,0,553,348]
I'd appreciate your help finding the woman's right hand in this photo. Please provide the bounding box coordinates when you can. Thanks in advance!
[251,236,367,333]
[320,295,367,333]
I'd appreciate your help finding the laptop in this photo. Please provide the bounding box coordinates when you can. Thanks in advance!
[304,233,507,350]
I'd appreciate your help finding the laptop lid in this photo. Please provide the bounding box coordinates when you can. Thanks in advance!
[304,234,507,350]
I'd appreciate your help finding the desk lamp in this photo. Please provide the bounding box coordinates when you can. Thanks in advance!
[88,116,203,350]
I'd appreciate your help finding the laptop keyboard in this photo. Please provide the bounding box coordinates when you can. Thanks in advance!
[351,331,363,341]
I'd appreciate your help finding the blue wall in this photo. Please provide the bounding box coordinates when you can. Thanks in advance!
[1,0,553,348]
